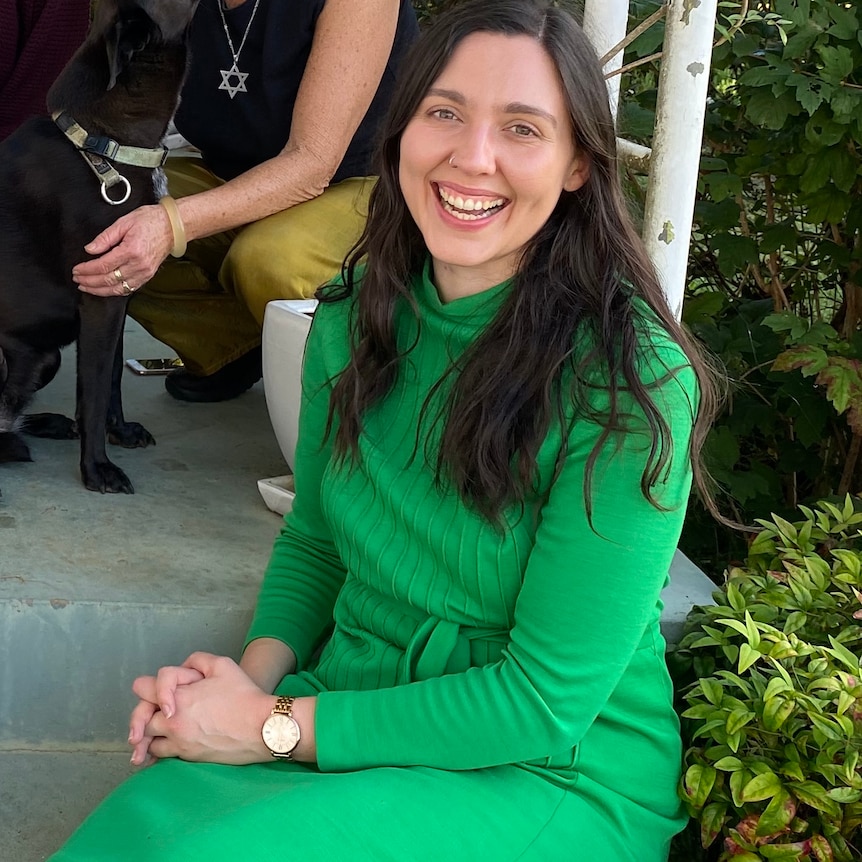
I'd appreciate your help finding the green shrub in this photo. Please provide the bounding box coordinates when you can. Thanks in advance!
[672,496,862,861]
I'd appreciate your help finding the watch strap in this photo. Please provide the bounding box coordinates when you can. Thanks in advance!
[272,695,295,717]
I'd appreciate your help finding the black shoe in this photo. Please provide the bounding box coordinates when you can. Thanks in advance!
[164,347,262,403]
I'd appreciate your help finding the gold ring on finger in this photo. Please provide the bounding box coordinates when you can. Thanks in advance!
[121,280,133,296]
[113,268,123,283]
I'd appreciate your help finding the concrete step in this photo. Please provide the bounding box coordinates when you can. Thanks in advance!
[1,601,255,747]
[663,548,718,644]
[0,548,716,753]
[2,548,715,750]
[1,751,131,862]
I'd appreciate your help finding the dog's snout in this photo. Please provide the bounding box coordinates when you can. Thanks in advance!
[139,0,201,41]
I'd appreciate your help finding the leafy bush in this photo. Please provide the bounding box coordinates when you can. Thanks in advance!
[680,297,862,576]
[672,496,862,861]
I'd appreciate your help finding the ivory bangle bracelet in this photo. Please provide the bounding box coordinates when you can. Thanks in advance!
[159,195,188,258]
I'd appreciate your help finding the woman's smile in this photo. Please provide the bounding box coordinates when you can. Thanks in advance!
[434,183,510,222]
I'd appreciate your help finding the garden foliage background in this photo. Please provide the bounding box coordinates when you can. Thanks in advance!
[415,0,862,582]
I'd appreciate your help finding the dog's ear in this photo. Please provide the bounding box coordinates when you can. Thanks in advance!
[104,10,156,90]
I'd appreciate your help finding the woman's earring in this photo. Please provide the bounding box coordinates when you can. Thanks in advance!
[448,155,456,167]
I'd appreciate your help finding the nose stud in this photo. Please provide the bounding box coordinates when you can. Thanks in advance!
[448,155,456,167]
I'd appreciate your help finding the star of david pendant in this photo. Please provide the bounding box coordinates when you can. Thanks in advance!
[219,62,249,99]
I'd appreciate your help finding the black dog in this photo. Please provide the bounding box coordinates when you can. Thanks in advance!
[0,0,198,495]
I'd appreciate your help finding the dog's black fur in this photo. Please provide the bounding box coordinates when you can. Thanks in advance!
[0,0,198,496]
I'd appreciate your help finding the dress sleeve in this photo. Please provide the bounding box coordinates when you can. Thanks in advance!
[313,348,697,771]
[243,302,350,670]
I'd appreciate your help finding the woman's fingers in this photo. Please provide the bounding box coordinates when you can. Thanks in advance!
[142,709,181,761]
[132,666,203,719]
[82,219,127,256]
[127,654,262,766]
[128,698,158,766]
[130,735,157,767]
[72,205,173,295]
[130,656,212,736]
[129,696,158,742]
[155,665,205,718]
[131,675,158,707]
[147,736,176,761]
[126,659,209,766]
[181,651,223,676]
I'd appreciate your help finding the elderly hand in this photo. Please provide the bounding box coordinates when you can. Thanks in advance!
[129,652,276,766]
[72,203,174,298]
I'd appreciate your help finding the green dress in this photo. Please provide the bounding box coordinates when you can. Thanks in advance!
[53,266,693,861]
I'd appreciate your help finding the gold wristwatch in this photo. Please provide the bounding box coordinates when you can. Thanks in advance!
[261,696,301,760]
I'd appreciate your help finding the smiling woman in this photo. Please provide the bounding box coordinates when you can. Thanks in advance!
[50,2,722,860]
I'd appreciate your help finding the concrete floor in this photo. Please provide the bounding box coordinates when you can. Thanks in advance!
[1,752,132,861]
[0,320,288,860]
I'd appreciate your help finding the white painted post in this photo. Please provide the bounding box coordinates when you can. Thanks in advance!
[582,0,630,119]
[641,0,718,317]
[581,1,719,604]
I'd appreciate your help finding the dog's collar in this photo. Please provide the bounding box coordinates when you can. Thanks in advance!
[52,111,169,206]
[53,111,169,168]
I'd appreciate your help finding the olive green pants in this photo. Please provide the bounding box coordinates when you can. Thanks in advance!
[129,158,374,376]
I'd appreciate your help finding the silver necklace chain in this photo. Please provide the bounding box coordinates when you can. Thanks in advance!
[217,0,262,99]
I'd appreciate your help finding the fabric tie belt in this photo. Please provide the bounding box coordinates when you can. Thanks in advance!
[401,614,510,683]
[335,579,510,685]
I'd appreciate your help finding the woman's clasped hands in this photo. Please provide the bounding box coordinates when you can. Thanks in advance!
[127,652,277,767]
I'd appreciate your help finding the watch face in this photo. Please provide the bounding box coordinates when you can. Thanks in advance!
[262,713,300,755]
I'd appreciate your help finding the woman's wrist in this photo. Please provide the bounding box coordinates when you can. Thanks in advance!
[239,637,297,693]
[290,696,317,762]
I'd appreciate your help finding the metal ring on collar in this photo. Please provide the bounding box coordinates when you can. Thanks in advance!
[101,176,131,206]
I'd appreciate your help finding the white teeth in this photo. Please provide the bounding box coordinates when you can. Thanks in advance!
[448,209,486,221]
[438,187,506,218]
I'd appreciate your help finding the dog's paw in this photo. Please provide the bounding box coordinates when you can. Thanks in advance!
[0,432,33,462]
[23,413,79,439]
[81,460,135,494]
[107,421,156,449]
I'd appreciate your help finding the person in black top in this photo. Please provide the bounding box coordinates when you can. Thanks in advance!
[73,0,419,402]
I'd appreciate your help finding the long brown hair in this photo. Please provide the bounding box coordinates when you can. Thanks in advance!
[321,0,722,525]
